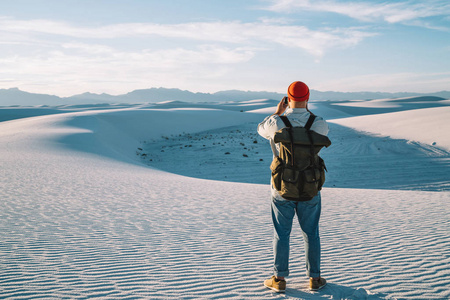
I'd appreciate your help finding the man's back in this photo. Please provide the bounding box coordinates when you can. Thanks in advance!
[258,107,328,145]
[260,81,328,293]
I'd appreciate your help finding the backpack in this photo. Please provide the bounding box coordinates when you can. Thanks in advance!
[270,114,332,201]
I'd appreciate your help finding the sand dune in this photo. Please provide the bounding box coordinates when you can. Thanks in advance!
[331,106,450,151]
[1,97,449,299]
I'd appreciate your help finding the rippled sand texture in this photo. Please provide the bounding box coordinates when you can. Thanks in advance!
[1,98,449,299]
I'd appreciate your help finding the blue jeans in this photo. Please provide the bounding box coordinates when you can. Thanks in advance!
[271,193,321,278]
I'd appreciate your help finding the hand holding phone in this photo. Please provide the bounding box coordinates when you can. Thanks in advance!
[275,97,289,116]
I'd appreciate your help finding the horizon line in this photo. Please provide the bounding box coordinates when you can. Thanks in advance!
[2,86,449,99]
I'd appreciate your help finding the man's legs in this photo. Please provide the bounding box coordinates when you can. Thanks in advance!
[271,197,296,278]
[295,193,322,278]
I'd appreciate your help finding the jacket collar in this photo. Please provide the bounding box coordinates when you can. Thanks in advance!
[285,108,308,114]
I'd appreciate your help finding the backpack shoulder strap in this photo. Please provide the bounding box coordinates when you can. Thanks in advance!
[305,113,318,172]
[279,115,295,167]
[280,114,315,130]
[279,115,293,128]
[305,114,316,130]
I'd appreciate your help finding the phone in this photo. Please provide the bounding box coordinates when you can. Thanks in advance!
[283,96,288,105]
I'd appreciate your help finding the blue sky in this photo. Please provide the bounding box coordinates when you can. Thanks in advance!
[0,0,449,96]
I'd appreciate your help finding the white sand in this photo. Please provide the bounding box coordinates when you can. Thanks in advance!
[331,106,450,151]
[1,98,449,299]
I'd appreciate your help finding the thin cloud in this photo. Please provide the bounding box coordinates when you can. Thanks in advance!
[0,17,374,57]
[264,0,450,26]
[315,72,450,93]
[0,16,379,95]
[1,44,255,73]
[0,43,256,93]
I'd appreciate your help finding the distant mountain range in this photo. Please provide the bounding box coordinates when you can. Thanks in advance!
[1,87,449,106]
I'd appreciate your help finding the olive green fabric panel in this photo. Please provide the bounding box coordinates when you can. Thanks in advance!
[274,127,331,147]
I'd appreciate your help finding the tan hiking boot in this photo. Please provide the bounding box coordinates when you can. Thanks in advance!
[310,277,327,291]
[264,275,286,293]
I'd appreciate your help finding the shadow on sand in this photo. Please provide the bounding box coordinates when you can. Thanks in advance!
[275,283,390,299]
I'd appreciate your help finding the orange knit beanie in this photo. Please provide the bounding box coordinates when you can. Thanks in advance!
[288,81,310,102]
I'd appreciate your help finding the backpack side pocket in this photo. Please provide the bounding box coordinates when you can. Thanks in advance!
[300,167,321,199]
[317,156,326,190]
[270,156,283,191]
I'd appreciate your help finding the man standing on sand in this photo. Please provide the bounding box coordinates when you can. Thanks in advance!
[257,81,329,293]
